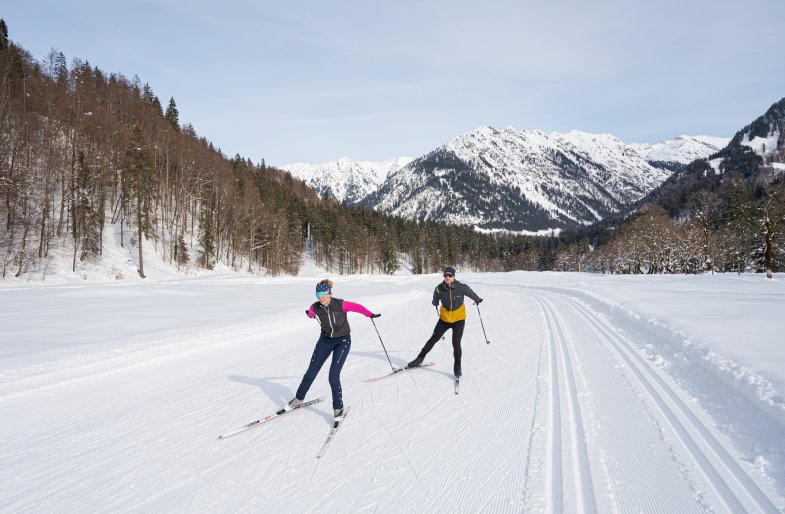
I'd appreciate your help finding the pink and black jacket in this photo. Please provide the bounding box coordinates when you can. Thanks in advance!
[307,298,373,338]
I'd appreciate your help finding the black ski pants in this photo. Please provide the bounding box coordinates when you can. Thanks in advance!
[417,319,465,368]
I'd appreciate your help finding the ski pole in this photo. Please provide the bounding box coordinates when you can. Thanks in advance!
[307,310,321,328]
[476,303,490,344]
[370,318,396,372]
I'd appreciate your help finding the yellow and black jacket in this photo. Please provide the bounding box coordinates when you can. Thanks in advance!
[433,280,482,323]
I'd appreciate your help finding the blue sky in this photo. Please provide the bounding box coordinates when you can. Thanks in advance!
[5,1,785,165]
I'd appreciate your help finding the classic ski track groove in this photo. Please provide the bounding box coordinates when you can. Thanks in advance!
[556,291,780,513]
[534,295,599,513]
[545,297,599,514]
[556,292,700,513]
[543,295,565,513]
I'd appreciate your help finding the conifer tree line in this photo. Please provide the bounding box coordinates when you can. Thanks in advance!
[1,24,547,279]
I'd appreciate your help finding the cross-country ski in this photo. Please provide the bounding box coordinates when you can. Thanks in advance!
[217,397,325,439]
[316,406,351,459]
[365,361,437,382]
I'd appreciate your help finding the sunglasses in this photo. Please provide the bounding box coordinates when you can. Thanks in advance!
[315,291,329,298]
[443,273,454,278]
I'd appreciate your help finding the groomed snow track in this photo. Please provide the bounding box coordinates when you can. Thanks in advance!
[1,276,783,513]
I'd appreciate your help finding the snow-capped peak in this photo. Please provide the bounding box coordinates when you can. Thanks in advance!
[629,135,730,165]
[363,125,675,232]
[282,156,413,204]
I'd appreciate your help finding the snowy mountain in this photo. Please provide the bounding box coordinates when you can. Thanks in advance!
[633,98,785,223]
[283,128,731,233]
[282,156,413,204]
[364,126,673,232]
[630,135,730,169]
[729,97,785,167]
[699,97,784,178]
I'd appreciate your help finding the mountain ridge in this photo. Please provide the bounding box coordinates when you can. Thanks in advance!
[282,156,412,204]
[285,128,726,231]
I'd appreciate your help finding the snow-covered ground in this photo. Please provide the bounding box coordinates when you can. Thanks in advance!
[1,271,784,513]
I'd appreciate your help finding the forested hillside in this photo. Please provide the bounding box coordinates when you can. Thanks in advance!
[0,21,549,280]
[554,99,785,277]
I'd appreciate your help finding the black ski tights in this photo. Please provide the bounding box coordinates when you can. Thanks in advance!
[417,319,465,367]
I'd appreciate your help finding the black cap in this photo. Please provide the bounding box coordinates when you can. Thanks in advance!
[443,266,456,275]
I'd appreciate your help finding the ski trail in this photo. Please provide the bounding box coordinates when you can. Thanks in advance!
[6,276,783,512]
[545,299,599,514]
[524,286,701,512]
[545,299,565,514]
[560,292,780,513]
[535,295,598,513]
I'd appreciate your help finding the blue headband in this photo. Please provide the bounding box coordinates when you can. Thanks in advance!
[315,282,331,294]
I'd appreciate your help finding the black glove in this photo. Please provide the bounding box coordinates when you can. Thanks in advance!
[305,310,310,316]
[371,313,381,318]
[475,298,483,305]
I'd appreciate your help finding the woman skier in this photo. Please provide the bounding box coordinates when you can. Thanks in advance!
[279,279,379,425]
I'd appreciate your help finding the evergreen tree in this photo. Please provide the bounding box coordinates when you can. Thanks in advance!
[44,48,68,85]
[72,151,101,268]
[122,126,155,278]
[142,83,155,103]
[174,234,189,266]
[165,97,179,130]
[717,144,763,178]
[199,205,216,269]
[1,19,9,50]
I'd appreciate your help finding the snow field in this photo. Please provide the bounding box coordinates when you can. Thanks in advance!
[1,273,784,513]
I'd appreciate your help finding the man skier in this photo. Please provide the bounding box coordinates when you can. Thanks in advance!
[407,267,483,378]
